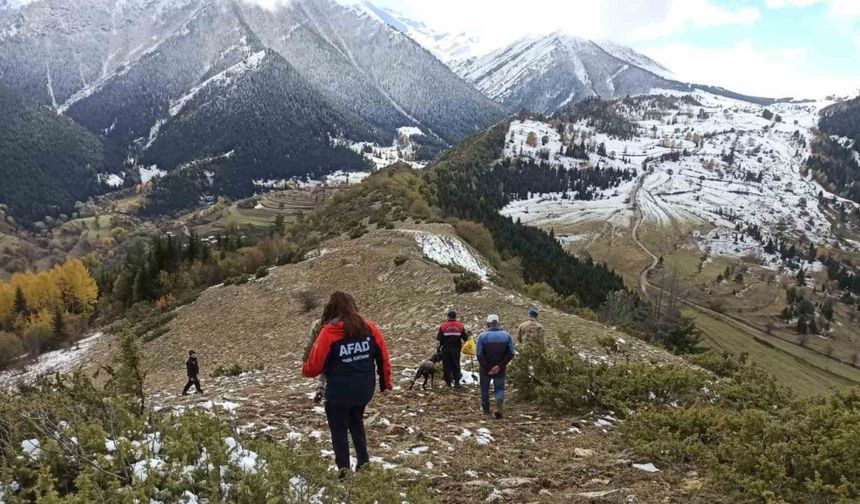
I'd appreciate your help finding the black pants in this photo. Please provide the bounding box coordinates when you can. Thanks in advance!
[182,376,203,394]
[441,347,462,385]
[325,403,369,470]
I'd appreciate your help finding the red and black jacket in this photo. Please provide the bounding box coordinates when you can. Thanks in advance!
[437,320,469,349]
[303,319,393,406]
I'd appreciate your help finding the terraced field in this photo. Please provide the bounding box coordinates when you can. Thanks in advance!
[184,188,331,236]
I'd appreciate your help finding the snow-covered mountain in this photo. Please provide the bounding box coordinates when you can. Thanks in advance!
[453,32,686,114]
[0,0,503,144]
[344,0,481,64]
[0,0,505,215]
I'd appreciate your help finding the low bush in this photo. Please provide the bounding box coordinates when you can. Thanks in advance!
[0,331,24,369]
[622,382,859,503]
[223,274,250,286]
[524,282,580,314]
[453,220,502,267]
[294,289,321,313]
[132,311,176,339]
[454,272,482,293]
[0,333,437,503]
[508,337,712,415]
[348,225,368,240]
[211,363,264,378]
[512,335,860,503]
[21,323,59,356]
[142,325,171,343]
[685,350,744,377]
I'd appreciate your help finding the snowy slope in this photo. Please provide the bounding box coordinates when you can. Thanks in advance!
[345,0,481,64]
[594,40,674,80]
[454,32,685,113]
[500,91,860,263]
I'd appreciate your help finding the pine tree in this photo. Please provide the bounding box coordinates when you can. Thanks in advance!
[13,286,27,316]
[796,269,807,287]
[52,307,65,342]
[131,269,146,305]
[185,231,199,262]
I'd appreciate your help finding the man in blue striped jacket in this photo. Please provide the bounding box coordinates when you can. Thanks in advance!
[476,314,516,419]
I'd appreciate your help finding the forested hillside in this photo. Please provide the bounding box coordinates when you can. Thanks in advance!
[0,85,104,226]
[140,50,373,215]
[820,95,860,145]
[809,96,860,204]
[425,123,626,307]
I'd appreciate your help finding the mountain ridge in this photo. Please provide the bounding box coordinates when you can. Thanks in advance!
[0,0,506,220]
[451,31,688,114]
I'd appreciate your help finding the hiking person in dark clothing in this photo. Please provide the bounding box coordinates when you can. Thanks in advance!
[476,314,515,419]
[303,291,392,479]
[437,310,469,388]
[182,350,204,395]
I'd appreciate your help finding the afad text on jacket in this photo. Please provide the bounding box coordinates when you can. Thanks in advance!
[303,320,393,407]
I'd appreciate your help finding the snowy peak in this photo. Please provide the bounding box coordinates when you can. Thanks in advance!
[593,39,673,80]
[455,31,684,114]
[344,0,481,63]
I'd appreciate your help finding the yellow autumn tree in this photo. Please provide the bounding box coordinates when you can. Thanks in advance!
[51,259,99,316]
[0,259,99,327]
[12,271,60,313]
[0,282,13,324]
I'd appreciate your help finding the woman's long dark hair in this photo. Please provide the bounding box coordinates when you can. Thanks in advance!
[322,291,370,339]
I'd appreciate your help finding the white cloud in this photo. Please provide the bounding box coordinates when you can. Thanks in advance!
[764,0,821,8]
[830,0,860,17]
[617,0,759,41]
[372,0,759,51]
[765,0,860,17]
[640,40,860,98]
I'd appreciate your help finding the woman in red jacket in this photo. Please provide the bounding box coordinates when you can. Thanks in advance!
[303,291,393,476]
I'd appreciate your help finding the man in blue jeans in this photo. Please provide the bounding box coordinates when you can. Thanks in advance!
[476,314,516,419]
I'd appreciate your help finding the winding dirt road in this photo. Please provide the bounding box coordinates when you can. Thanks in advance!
[629,172,660,294]
[628,172,860,385]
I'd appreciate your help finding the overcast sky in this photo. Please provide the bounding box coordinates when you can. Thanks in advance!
[365,0,860,99]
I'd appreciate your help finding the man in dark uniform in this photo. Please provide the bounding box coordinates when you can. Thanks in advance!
[182,350,204,395]
[436,310,469,389]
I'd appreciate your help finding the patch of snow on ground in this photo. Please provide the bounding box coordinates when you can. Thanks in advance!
[475,428,494,446]
[397,126,424,138]
[632,462,660,473]
[333,127,429,170]
[140,165,166,184]
[0,332,104,389]
[409,231,492,280]
[200,400,240,412]
[21,439,41,460]
[132,458,165,482]
[99,173,124,187]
